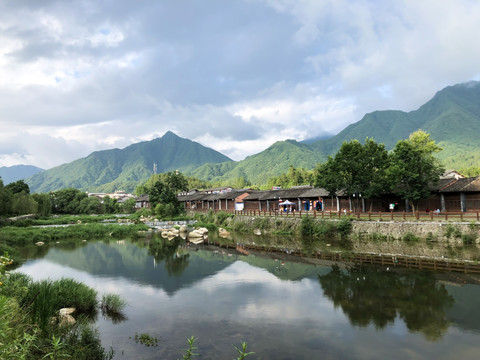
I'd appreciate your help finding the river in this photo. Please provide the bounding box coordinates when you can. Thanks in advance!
[14,234,480,359]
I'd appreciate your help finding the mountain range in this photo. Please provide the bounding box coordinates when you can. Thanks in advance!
[0,165,44,185]
[16,80,480,193]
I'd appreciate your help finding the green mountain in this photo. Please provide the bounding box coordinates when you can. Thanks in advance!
[25,81,480,192]
[190,81,480,184]
[311,81,480,168]
[26,131,232,193]
[0,165,44,185]
[190,139,325,185]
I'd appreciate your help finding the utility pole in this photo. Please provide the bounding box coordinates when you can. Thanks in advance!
[153,162,157,174]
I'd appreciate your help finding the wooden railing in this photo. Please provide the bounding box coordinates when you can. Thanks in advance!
[191,208,480,222]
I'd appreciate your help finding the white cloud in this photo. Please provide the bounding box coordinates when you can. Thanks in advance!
[1,0,480,168]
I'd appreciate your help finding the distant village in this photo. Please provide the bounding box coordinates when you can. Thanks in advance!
[90,170,480,214]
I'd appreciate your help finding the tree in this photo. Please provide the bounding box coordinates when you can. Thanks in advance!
[11,192,38,215]
[148,173,185,218]
[78,197,102,214]
[314,139,389,211]
[32,193,52,217]
[119,198,137,214]
[51,188,87,214]
[0,178,12,216]
[102,196,118,214]
[5,180,30,195]
[387,130,444,212]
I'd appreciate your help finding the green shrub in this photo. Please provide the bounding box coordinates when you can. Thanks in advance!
[101,294,127,314]
[337,218,353,239]
[402,232,419,242]
[214,211,233,226]
[444,224,462,239]
[462,233,477,245]
[252,217,271,230]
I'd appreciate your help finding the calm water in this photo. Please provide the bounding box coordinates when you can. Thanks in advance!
[15,235,480,360]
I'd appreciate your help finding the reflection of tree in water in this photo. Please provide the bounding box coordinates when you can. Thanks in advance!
[318,265,454,341]
[148,237,190,276]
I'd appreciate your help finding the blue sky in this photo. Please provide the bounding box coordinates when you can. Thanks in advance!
[1,0,480,169]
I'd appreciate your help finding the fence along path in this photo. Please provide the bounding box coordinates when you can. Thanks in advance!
[198,208,480,222]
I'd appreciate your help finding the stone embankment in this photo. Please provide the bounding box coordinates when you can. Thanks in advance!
[231,214,480,244]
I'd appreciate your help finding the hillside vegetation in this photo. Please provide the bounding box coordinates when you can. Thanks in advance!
[24,81,480,192]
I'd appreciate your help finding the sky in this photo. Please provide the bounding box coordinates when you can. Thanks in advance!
[1,0,480,170]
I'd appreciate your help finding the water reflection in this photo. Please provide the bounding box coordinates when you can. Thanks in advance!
[318,265,454,341]
[13,237,480,359]
[147,237,190,276]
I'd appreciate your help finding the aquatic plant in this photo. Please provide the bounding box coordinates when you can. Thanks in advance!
[131,332,160,347]
[101,293,127,319]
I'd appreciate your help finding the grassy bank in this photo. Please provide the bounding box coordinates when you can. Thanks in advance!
[0,252,126,359]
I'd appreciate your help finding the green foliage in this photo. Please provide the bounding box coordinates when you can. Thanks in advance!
[0,223,149,246]
[252,217,271,230]
[266,165,314,189]
[444,224,462,239]
[337,218,353,239]
[402,232,420,242]
[32,193,52,217]
[131,333,159,347]
[233,342,255,360]
[462,233,477,245]
[214,211,233,226]
[101,294,127,315]
[387,131,444,211]
[179,336,199,360]
[27,131,231,193]
[147,172,186,218]
[0,179,12,216]
[316,139,389,208]
[5,179,30,194]
[51,188,88,215]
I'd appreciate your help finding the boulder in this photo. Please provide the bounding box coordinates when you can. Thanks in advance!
[219,228,231,238]
[59,314,76,327]
[59,308,76,316]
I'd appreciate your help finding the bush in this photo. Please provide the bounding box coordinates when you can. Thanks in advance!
[101,294,127,314]
[462,233,477,245]
[337,218,353,239]
[402,232,419,242]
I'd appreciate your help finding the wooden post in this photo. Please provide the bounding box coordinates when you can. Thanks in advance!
[403,211,406,220]
[461,212,464,221]
[391,211,393,220]
[368,212,371,220]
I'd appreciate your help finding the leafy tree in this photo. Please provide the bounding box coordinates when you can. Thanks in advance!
[119,198,137,214]
[314,156,342,210]
[147,173,186,218]
[267,166,314,189]
[11,192,38,215]
[5,180,30,195]
[102,196,118,214]
[0,178,12,216]
[51,188,88,214]
[78,197,102,214]
[315,139,389,211]
[32,193,52,217]
[387,130,444,212]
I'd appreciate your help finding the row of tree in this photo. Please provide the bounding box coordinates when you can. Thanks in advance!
[0,180,137,217]
[314,130,444,212]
